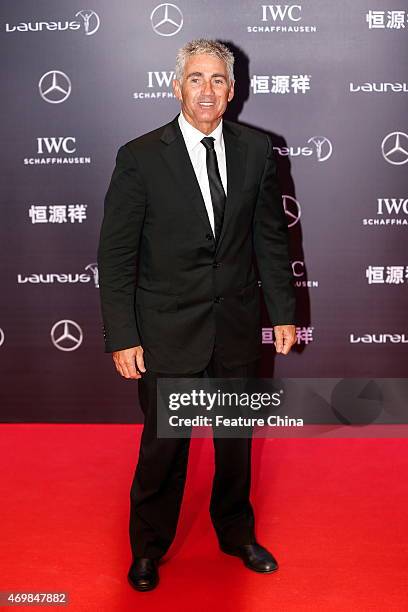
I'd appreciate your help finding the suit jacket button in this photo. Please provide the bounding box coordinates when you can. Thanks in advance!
[213,262,220,268]
[206,233,213,241]
[214,296,223,303]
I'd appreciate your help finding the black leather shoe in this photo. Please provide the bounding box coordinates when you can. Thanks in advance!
[127,557,160,591]
[220,542,278,573]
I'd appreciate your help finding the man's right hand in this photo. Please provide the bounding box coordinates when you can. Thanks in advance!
[112,346,146,379]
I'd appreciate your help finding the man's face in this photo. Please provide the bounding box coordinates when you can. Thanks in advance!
[173,53,234,134]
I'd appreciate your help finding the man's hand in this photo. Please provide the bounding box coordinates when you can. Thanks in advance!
[112,346,146,379]
[273,325,297,355]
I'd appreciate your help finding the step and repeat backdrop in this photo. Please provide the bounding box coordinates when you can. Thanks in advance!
[1,1,407,421]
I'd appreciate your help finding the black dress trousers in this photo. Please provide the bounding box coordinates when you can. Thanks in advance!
[129,346,259,560]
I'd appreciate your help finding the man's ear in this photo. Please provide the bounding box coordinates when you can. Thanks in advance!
[227,80,235,103]
[173,79,182,101]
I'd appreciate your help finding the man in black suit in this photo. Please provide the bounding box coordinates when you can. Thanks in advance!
[97,39,296,591]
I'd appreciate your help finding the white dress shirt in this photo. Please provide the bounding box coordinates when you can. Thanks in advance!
[178,111,227,236]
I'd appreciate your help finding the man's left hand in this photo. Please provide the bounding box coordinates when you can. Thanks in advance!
[273,325,297,355]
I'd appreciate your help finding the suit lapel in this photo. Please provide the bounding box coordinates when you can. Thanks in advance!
[160,116,213,234]
[216,121,247,252]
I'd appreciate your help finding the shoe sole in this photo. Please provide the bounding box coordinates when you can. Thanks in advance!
[220,546,279,573]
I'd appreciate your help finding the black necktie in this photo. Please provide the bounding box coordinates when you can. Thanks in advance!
[201,136,226,243]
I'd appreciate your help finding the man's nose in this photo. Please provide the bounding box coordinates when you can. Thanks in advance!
[201,80,214,96]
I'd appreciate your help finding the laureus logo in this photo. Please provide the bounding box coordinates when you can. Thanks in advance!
[274,136,332,161]
[84,263,99,288]
[307,137,332,162]
[5,10,100,36]
[17,264,99,287]
[74,10,100,35]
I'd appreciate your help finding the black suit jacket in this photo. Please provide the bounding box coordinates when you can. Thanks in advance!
[97,115,296,373]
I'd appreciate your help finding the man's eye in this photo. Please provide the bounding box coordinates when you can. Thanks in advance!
[191,78,199,83]
[214,79,224,85]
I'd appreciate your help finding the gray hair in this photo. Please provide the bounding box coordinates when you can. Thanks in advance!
[175,39,234,84]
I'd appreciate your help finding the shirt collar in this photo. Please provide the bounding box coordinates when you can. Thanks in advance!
[178,111,223,152]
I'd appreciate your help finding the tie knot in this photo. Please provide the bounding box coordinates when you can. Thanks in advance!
[201,136,215,151]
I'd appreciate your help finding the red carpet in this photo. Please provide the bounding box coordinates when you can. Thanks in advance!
[0,424,407,611]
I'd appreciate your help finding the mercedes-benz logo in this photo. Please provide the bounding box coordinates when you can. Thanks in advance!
[51,320,83,352]
[150,3,183,36]
[0,327,4,347]
[39,70,71,104]
[75,10,100,35]
[381,132,408,165]
[283,195,301,228]
[308,136,333,162]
